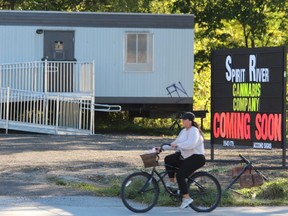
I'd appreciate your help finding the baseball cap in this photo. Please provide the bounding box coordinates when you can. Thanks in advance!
[181,112,195,121]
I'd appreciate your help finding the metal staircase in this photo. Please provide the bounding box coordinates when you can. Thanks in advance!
[0,60,120,135]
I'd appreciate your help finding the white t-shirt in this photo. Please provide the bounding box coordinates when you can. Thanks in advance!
[171,126,205,159]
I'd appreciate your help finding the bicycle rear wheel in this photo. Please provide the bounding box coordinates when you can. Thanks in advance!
[120,172,159,213]
[188,171,221,212]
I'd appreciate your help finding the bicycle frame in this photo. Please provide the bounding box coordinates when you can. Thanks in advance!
[143,144,206,198]
[145,164,181,198]
[142,164,218,207]
[225,154,269,190]
[120,146,222,213]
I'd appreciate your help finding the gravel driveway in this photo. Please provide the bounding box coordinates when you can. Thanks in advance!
[0,133,174,196]
[0,133,285,197]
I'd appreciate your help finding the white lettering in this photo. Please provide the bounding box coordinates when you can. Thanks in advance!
[253,142,264,149]
[223,140,235,147]
[264,143,272,150]
[225,56,232,81]
[253,142,272,150]
[249,55,270,82]
[225,55,246,82]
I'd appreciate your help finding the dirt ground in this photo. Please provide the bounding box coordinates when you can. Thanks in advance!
[0,133,286,197]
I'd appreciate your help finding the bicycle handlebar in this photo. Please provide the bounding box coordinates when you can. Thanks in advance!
[151,144,171,155]
[238,154,269,182]
[159,143,171,152]
[239,154,250,164]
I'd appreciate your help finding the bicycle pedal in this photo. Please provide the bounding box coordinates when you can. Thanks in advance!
[170,190,181,197]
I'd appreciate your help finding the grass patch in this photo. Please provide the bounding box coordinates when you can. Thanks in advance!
[49,175,288,207]
[70,181,120,197]
[48,176,121,197]
[48,176,68,186]
[221,178,288,206]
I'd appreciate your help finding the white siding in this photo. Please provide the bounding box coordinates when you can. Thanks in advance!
[0,25,194,98]
[75,27,194,98]
[0,26,41,62]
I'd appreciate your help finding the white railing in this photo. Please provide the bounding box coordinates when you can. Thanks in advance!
[0,60,94,94]
[0,88,121,135]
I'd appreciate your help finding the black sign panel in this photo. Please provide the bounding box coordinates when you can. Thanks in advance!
[211,47,287,149]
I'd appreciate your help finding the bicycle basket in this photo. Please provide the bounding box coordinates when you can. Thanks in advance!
[140,152,158,168]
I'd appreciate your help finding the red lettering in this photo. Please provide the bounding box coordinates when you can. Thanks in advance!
[237,113,244,139]
[225,112,234,138]
[220,113,226,137]
[255,113,282,141]
[274,114,282,141]
[255,114,261,140]
[213,113,220,138]
[268,114,274,141]
[244,114,251,139]
[212,112,251,140]
[262,114,268,140]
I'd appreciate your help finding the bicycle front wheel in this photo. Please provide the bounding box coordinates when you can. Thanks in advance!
[120,172,160,213]
[188,171,221,212]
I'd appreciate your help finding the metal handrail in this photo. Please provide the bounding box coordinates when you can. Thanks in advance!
[0,88,121,135]
[0,60,94,94]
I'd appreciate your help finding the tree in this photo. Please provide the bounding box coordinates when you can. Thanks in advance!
[228,0,287,47]
[72,0,151,13]
[0,0,22,9]
[171,0,287,129]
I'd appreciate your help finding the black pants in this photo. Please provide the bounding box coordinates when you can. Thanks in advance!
[164,152,206,195]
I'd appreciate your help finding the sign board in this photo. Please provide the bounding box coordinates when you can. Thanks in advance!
[211,46,287,150]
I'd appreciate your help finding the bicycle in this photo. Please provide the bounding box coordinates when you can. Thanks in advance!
[225,154,269,190]
[120,144,222,213]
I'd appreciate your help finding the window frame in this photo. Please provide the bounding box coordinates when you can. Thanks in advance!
[124,32,154,72]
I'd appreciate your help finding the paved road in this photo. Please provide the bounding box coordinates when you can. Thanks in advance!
[0,196,287,216]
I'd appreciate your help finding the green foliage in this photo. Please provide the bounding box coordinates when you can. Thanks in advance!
[172,0,288,130]
[50,176,121,197]
[74,0,151,13]
[133,117,174,129]
[84,180,120,197]
[257,178,288,200]
[221,178,288,206]
[95,112,180,135]
[50,177,67,186]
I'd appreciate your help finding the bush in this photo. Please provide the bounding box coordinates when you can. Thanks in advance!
[95,112,180,135]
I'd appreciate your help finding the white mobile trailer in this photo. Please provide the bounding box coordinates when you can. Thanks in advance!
[0,10,194,118]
